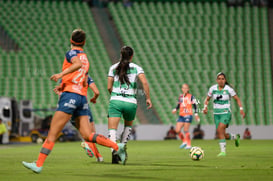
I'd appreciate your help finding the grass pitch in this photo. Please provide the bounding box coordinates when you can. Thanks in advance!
[0,140,272,181]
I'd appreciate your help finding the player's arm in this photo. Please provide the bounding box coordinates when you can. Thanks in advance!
[53,84,62,95]
[89,82,100,104]
[53,79,62,95]
[192,96,200,122]
[107,76,114,94]
[172,102,180,114]
[50,56,82,82]
[233,95,246,118]
[138,73,152,109]
[203,96,211,114]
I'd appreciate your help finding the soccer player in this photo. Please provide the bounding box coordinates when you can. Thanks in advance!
[22,29,125,173]
[203,72,245,157]
[54,75,103,162]
[172,84,200,149]
[107,46,152,164]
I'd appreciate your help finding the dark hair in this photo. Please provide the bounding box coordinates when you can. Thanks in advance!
[115,46,134,85]
[70,29,86,46]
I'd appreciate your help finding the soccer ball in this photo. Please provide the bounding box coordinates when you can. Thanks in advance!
[189,147,204,161]
[36,137,44,144]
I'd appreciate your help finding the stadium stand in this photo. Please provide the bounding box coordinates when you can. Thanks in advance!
[0,0,272,126]
[0,0,111,123]
[108,1,273,125]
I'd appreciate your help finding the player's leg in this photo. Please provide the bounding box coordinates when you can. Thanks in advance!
[117,102,137,165]
[22,111,71,173]
[176,120,187,148]
[108,117,121,164]
[121,120,133,144]
[216,112,231,157]
[108,117,121,144]
[217,123,227,156]
[183,122,191,149]
[80,108,103,161]
[89,122,103,161]
[225,132,240,147]
[108,100,123,144]
[120,102,137,144]
[214,114,226,156]
[183,115,193,149]
[176,117,184,140]
[77,115,126,164]
[108,100,124,164]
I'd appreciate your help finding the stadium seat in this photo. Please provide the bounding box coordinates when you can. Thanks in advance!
[108,1,273,125]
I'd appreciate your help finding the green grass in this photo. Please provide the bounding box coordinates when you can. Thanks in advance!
[0,140,273,181]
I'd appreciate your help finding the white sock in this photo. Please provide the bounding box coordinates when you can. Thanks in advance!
[121,126,132,144]
[108,129,117,152]
[230,133,236,140]
[219,141,226,153]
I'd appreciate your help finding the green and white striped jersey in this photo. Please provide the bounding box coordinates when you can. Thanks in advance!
[207,84,236,114]
[108,62,144,104]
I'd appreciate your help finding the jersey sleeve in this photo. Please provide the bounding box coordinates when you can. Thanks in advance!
[65,50,78,63]
[207,86,214,97]
[229,86,237,97]
[208,86,213,97]
[108,65,115,77]
[87,75,94,85]
[136,65,144,75]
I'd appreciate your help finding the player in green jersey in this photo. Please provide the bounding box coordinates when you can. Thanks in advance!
[203,72,245,156]
[107,46,152,164]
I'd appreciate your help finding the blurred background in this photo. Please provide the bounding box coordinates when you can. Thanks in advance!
[0,0,272,143]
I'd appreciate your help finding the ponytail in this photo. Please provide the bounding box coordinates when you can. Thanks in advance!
[115,46,134,86]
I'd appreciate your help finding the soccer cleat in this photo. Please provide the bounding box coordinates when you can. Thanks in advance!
[112,151,120,164]
[81,142,94,158]
[22,161,42,173]
[97,157,104,162]
[217,152,226,157]
[179,143,187,149]
[185,146,192,150]
[235,134,240,147]
[115,143,127,165]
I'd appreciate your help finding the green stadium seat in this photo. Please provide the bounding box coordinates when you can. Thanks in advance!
[108,1,273,125]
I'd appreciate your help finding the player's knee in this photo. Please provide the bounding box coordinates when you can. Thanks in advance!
[175,129,180,134]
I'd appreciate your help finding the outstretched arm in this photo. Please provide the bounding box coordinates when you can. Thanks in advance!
[50,57,82,82]
[138,73,152,109]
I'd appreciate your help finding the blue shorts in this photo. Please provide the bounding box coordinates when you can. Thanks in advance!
[177,115,193,123]
[57,92,89,117]
[70,105,93,127]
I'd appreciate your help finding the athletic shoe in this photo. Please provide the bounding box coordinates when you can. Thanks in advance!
[217,152,226,157]
[81,142,94,158]
[97,157,104,162]
[185,146,192,149]
[179,143,187,149]
[112,151,120,164]
[22,161,42,173]
[115,143,127,165]
[235,134,240,147]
